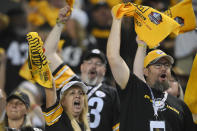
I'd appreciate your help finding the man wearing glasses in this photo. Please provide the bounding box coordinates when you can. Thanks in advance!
[80,49,120,131]
[142,49,173,93]
[107,14,195,131]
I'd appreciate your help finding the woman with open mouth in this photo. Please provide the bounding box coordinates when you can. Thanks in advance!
[42,80,90,131]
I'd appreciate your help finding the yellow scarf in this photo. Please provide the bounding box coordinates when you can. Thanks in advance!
[112,2,180,49]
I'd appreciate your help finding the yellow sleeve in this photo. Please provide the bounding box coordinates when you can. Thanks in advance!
[53,63,76,90]
[42,101,63,126]
[113,122,120,131]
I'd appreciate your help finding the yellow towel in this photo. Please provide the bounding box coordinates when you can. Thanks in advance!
[164,0,196,33]
[19,39,65,85]
[19,60,34,83]
[66,0,75,16]
[184,54,197,123]
[66,0,75,8]
[27,32,53,88]
[112,2,180,49]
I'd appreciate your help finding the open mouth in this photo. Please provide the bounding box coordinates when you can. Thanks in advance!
[89,70,97,77]
[160,74,167,81]
[73,100,81,109]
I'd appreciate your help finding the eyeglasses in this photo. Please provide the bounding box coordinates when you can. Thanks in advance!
[150,62,172,69]
[84,60,105,67]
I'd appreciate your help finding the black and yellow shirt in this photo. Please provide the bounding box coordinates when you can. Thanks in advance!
[87,83,120,131]
[42,101,85,131]
[53,63,76,90]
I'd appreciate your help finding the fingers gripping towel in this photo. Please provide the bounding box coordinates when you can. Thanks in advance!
[65,0,75,16]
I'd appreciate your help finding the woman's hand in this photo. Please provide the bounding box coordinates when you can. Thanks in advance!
[57,5,71,25]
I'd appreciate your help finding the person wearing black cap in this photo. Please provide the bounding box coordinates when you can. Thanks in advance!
[0,90,42,131]
[107,13,196,131]
[43,4,120,131]
[80,49,107,86]
[80,48,120,131]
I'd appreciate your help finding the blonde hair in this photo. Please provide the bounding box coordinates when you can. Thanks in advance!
[60,89,90,131]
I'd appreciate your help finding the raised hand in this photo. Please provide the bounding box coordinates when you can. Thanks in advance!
[136,36,147,48]
[57,5,71,25]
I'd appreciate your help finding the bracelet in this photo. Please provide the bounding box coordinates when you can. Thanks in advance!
[138,44,147,48]
[56,18,65,26]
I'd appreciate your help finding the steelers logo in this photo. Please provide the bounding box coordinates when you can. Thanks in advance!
[174,17,184,26]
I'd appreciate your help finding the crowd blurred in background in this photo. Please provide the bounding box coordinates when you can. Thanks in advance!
[0,0,196,130]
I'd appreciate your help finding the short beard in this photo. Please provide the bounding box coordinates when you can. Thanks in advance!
[152,80,169,92]
[83,75,99,86]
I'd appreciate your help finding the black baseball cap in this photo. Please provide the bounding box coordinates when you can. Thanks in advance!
[7,91,30,108]
[83,49,107,64]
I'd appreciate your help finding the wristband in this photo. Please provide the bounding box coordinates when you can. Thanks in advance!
[56,18,65,25]
[138,44,147,48]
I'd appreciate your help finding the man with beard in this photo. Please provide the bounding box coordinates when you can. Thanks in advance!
[44,5,120,131]
[80,49,120,131]
[106,15,196,131]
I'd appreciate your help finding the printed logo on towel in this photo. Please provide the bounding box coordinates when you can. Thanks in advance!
[174,17,184,26]
[135,18,142,27]
[148,12,162,25]
[132,3,150,13]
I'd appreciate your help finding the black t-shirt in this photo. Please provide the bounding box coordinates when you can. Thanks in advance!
[87,83,120,131]
[117,73,195,131]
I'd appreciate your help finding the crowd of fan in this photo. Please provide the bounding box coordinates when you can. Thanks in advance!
[0,0,197,131]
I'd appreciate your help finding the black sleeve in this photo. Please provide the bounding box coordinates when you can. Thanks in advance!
[112,88,120,129]
[182,102,196,131]
[52,63,66,76]
[116,73,147,99]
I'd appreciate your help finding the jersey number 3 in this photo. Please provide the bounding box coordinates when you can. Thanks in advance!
[88,97,104,128]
